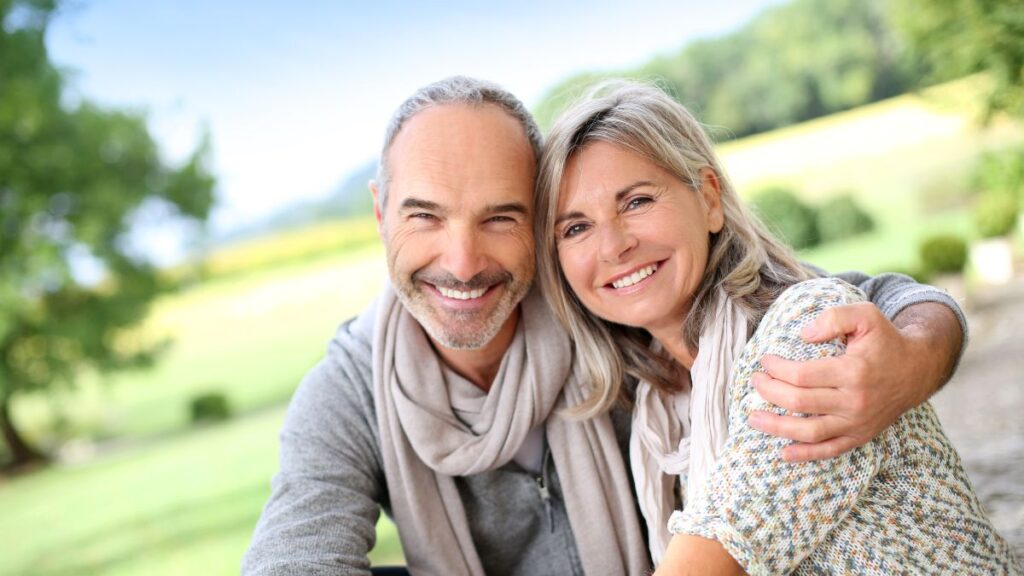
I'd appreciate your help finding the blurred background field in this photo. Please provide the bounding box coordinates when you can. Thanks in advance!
[3,0,1024,573]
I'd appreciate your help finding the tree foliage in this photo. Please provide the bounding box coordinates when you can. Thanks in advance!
[892,0,1024,118]
[533,0,920,136]
[0,0,215,467]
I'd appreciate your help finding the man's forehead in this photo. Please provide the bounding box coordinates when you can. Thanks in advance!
[389,103,531,158]
[386,103,536,208]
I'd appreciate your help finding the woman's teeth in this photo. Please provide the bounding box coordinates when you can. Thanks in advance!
[611,264,658,289]
[438,286,487,300]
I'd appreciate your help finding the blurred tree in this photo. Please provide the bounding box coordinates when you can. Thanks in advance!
[533,0,920,136]
[0,0,215,468]
[892,0,1024,118]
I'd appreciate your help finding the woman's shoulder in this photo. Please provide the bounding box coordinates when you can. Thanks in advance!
[778,276,865,305]
[759,278,865,329]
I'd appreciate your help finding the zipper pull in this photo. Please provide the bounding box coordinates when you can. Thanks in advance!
[535,474,554,532]
[535,474,550,501]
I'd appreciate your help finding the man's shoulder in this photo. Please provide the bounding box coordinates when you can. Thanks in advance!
[285,300,380,431]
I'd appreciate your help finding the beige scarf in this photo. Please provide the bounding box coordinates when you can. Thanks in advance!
[373,284,649,575]
[629,291,747,564]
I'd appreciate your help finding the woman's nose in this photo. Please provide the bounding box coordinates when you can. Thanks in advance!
[597,220,638,263]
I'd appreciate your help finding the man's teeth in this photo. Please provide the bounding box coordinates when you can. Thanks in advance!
[438,286,487,300]
[611,264,658,289]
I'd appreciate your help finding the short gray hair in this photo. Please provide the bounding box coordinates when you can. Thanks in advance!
[375,76,543,209]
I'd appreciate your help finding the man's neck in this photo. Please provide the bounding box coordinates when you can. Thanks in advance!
[432,308,520,392]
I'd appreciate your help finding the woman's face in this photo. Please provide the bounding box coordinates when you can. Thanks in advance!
[554,141,723,335]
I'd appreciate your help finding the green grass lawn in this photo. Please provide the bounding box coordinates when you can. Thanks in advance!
[0,406,402,576]
[4,77,1022,575]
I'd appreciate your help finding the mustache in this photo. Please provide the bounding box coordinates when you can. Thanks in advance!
[413,269,512,291]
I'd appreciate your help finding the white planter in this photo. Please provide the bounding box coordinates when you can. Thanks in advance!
[970,237,1014,285]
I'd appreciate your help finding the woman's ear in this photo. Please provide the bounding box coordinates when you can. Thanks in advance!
[699,168,724,234]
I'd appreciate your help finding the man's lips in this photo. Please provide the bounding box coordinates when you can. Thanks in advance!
[422,281,500,308]
[435,285,487,300]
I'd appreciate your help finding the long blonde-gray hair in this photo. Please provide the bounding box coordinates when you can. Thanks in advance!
[536,81,813,418]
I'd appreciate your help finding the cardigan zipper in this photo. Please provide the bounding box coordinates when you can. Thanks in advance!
[536,446,554,532]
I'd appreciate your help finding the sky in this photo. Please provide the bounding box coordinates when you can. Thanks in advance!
[45,0,785,258]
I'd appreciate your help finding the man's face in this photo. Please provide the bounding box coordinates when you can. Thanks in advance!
[373,103,536,350]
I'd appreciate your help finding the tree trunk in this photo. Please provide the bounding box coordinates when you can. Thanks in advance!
[0,393,46,470]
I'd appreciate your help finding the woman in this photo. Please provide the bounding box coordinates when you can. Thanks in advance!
[534,81,1020,575]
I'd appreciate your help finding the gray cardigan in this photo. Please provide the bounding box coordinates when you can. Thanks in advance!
[241,272,966,576]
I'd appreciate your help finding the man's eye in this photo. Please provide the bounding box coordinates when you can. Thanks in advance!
[562,223,589,238]
[487,215,515,224]
[410,213,438,221]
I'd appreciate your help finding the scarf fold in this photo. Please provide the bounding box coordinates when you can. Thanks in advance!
[374,284,649,575]
[629,290,747,564]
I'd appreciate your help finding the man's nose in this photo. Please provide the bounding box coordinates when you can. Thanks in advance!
[439,225,489,282]
[597,220,638,263]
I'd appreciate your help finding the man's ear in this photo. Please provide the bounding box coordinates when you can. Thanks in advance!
[369,180,384,234]
[699,168,724,234]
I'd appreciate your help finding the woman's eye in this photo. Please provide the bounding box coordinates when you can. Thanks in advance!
[562,223,589,238]
[625,196,653,210]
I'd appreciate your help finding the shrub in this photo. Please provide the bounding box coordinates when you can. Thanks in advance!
[971,147,1024,203]
[189,392,232,424]
[919,234,968,275]
[749,187,820,250]
[815,193,876,243]
[973,191,1018,238]
[881,264,931,284]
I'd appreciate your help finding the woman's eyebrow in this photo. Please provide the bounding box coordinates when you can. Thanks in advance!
[614,181,656,202]
[554,210,585,227]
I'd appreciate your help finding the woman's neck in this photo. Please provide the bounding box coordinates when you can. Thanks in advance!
[648,324,696,371]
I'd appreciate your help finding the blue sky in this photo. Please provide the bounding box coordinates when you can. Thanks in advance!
[46,0,784,255]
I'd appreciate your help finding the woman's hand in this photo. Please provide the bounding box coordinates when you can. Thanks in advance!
[746,301,963,462]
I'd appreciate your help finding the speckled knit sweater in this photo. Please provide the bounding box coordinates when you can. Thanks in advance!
[668,278,1022,575]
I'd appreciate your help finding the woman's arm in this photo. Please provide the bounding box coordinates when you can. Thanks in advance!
[748,271,966,462]
[665,278,884,575]
[655,534,744,576]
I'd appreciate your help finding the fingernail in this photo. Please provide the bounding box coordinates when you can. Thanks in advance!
[748,413,765,428]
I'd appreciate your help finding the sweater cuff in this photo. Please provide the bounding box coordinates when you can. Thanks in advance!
[875,280,970,373]
[667,509,770,576]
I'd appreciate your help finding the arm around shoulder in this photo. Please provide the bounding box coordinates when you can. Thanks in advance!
[669,279,884,575]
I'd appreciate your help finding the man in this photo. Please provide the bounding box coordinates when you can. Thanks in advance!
[242,77,966,575]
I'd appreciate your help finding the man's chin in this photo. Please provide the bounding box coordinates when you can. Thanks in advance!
[420,321,498,351]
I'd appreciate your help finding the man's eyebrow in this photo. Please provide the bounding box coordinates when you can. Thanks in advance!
[399,198,445,213]
[485,202,529,215]
[554,181,656,226]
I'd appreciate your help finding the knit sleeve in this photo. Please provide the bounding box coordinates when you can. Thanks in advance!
[667,278,885,575]
[242,324,385,576]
